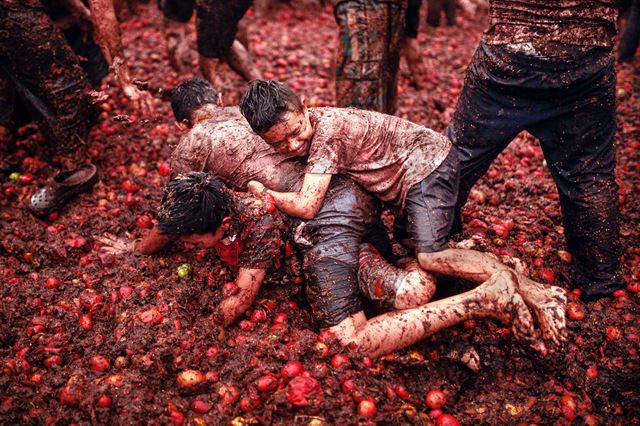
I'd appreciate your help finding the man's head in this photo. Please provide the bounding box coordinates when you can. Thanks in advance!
[171,77,221,128]
[239,80,313,156]
[157,172,232,248]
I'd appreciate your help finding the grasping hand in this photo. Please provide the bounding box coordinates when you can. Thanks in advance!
[122,84,154,114]
[247,180,266,194]
[98,232,135,256]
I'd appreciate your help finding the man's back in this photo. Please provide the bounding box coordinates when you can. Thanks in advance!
[171,106,304,192]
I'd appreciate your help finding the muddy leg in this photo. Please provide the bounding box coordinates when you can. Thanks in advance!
[358,243,435,310]
[225,40,263,82]
[418,248,567,347]
[402,37,425,89]
[331,270,538,358]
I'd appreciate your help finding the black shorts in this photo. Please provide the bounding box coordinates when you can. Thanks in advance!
[401,145,459,253]
[158,0,252,59]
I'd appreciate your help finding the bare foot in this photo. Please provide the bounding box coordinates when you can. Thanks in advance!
[517,276,568,347]
[480,270,546,355]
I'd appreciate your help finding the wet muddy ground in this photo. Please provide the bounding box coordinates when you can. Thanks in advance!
[1,2,639,425]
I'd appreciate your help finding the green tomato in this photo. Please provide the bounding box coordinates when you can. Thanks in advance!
[177,263,191,279]
[8,172,20,183]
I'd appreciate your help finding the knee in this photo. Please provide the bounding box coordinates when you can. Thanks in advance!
[394,262,436,309]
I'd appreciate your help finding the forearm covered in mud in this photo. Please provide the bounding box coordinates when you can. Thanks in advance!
[266,173,331,220]
[418,248,511,283]
[135,227,174,255]
[87,0,131,84]
[219,268,266,326]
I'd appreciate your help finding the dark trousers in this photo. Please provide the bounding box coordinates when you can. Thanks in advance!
[332,0,406,114]
[297,177,393,328]
[158,0,252,59]
[447,42,624,299]
[405,0,421,38]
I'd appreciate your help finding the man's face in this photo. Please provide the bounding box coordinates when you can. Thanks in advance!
[179,224,225,249]
[260,109,313,156]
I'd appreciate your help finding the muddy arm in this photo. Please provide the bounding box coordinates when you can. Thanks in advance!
[249,173,332,220]
[87,0,152,111]
[134,227,175,255]
[219,268,266,326]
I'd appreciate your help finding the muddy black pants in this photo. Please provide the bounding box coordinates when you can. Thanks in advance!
[447,42,624,300]
[297,177,393,328]
[0,2,96,153]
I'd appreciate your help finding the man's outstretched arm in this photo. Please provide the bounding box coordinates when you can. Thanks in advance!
[87,0,153,112]
[219,268,266,326]
[248,173,332,220]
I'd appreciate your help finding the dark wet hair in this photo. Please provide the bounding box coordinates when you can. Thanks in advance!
[157,172,230,235]
[239,80,303,134]
[171,77,219,126]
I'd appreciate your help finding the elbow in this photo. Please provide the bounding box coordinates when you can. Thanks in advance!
[299,211,316,221]
[299,204,321,221]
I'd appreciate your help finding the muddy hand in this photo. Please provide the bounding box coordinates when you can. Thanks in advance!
[517,275,569,348]
[123,84,153,114]
[98,233,134,256]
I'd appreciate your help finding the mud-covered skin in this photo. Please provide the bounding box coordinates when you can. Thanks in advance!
[331,0,406,114]
[0,0,97,154]
[221,191,290,270]
[306,107,451,210]
[484,0,618,49]
[358,243,436,310]
[170,106,304,192]
[447,41,624,298]
[333,269,539,358]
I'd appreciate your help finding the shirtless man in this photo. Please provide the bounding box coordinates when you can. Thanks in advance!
[239,79,567,355]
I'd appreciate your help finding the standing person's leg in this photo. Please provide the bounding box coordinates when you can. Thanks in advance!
[426,0,442,27]
[528,54,624,301]
[332,0,405,114]
[0,2,96,161]
[619,0,640,63]
[446,44,529,234]
[157,0,195,72]
[403,0,425,88]
[195,0,261,84]
[331,269,537,358]
[443,0,456,26]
